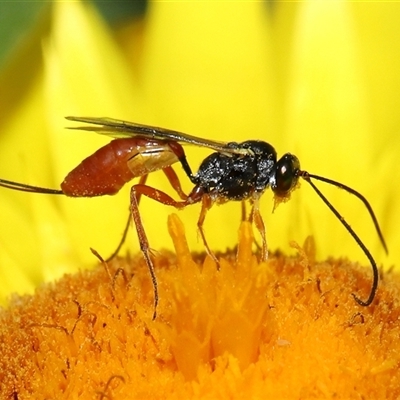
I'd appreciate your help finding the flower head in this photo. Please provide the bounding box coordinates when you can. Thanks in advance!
[1,213,400,398]
[0,2,400,394]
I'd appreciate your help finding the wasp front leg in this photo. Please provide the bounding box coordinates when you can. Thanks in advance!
[195,193,219,267]
[250,196,268,261]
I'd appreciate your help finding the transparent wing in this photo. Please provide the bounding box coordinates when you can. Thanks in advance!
[66,116,249,156]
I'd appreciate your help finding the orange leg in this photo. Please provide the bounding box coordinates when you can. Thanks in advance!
[106,174,149,261]
[129,182,202,319]
[130,185,159,320]
[107,166,188,261]
[241,200,248,221]
[162,166,188,201]
[132,184,217,264]
[196,194,219,266]
[250,197,268,261]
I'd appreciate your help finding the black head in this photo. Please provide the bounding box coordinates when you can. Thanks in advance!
[271,153,301,198]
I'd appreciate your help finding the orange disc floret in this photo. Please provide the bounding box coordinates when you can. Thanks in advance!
[0,214,400,399]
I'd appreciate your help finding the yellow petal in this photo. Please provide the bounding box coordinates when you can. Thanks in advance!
[136,1,278,254]
[273,2,391,270]
[43,1,148,262]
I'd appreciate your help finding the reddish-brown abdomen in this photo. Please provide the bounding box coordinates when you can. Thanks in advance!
[61,138,182,197]
[61,139,141,197]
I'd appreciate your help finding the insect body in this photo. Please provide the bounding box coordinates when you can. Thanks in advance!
[61,137,187,197]
[0,116,387,319]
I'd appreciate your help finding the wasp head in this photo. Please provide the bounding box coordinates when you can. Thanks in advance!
[271,153,301,201]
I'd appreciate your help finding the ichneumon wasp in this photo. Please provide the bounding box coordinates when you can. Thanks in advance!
[0,116,388,319]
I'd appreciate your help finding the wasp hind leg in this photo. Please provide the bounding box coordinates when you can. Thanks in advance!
[107,166,189,262]
[129,171,194,319]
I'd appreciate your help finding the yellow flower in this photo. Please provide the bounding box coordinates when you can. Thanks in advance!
[1,214,400,398]
[1,0,398,300]
[1,1,400,396]
[1,2,398,296]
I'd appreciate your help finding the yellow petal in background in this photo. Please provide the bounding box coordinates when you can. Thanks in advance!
[129,1,278,255]
[0,1,147,300]
[43,1,149,264]
[350,1,400,269]
[283,1,372,261]
[0,1,399,302]
[0,70,70,298]
[272,1,399,268]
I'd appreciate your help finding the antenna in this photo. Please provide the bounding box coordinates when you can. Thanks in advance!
[299,171,387,306]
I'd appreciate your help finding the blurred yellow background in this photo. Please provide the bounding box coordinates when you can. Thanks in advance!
[0,0,399,300]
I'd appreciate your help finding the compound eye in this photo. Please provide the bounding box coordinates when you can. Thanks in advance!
[273,154,300,197]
